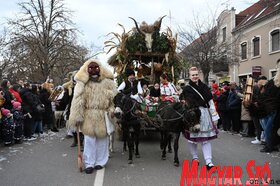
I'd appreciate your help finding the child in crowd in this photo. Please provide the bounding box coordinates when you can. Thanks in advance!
[1,108,15,146]
[11,100,24,143]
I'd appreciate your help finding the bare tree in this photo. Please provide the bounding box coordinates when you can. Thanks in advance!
[177,13,234,84]
[6,0,89,83]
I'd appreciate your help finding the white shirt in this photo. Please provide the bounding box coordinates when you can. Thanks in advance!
[160,82,176,96]
[117,81,143,95]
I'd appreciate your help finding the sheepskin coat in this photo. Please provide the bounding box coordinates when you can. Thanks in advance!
[68,59,117,138]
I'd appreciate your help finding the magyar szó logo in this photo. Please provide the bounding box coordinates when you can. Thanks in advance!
[180,160,274,186]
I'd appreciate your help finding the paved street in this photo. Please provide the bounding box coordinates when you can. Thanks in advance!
[0,129,279,186]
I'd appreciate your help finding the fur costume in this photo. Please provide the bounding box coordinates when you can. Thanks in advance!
[63,70,77,97]
[68,59,117,138]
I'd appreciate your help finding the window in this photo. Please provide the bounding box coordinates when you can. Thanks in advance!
[241,42,247,60]
[222,27,226,42]
[271,29,280,52]
[253,37,260,56]
[271,70,277,78]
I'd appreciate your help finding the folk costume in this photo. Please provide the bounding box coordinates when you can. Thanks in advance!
[159,74,178,102]
[117,68,143,102]
[59,71,79,142]
[69,59,117,174]
[181,67,219,169]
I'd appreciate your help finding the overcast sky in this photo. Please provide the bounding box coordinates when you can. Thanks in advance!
[0,0,258,64]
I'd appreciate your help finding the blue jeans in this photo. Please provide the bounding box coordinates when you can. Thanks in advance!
[33,120,43,134]
[260,112,276,145]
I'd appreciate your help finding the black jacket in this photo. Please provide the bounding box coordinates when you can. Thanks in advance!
[19,88,36,114]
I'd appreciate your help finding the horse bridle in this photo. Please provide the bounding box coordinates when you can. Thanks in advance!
[119,94,138,116]
[159,102,196,123]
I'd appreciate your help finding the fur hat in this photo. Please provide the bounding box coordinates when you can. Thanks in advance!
[1,108,11,117]
[74,59,114,97]
[177,79,185,86]
[125,68,135,77]
[257,76,267,81]
[63,70,78,96]
[12,100,21,109]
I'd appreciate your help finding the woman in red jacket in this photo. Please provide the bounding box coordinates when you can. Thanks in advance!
[9,84,22,103]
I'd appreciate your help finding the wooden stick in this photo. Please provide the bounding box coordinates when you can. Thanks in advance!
[77,126,83,172]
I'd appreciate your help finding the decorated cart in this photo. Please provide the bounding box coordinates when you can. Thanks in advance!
[105,15,181,130]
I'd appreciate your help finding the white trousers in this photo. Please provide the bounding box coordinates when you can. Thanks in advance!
[83,135,109,168]
[188,141,212,165]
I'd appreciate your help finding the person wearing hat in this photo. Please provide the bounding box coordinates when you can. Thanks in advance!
[117,68,143,102]
[176,79,186,95]
[68,59,117,174]
[11,100,24,143]
[1,108,15,146]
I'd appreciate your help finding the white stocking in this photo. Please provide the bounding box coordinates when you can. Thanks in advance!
[188,142,198,160]
[202,141,212,165]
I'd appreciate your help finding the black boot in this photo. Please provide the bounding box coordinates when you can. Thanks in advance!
[260,145,279,153]
[51,128,59,132]
[71,132,78,147]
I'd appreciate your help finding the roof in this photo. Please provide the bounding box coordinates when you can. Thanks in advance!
[235,0,280,30]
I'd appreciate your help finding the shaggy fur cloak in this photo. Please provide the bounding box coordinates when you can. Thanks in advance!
[68,59,117,138]
[63,70,77,96]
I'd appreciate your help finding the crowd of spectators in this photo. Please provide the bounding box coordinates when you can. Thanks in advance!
[0,79,60,146]
[213,59,280,153]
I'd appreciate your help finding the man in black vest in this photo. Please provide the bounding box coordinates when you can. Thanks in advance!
[117,69,143,102]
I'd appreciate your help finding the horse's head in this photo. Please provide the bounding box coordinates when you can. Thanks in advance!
[179,99,201,132]
[113,92,126,119]
[113,92,139,119]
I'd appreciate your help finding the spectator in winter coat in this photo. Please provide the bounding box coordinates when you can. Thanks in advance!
[217,86,230,131]
[211,83,220,111]
[39,82,57,133]
[1,108,15,146]
[31,85,44,137]
[9,84,22,103]
[11,100,24,143]
[226,82,242,133]
[258,59,280,153]
[19,82,36,140]
[247,76,267,145]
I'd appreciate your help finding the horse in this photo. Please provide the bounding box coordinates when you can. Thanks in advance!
[157,99,201,166]
[113,92,142,164]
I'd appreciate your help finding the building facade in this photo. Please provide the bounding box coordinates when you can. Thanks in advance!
[217,0,280,84]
